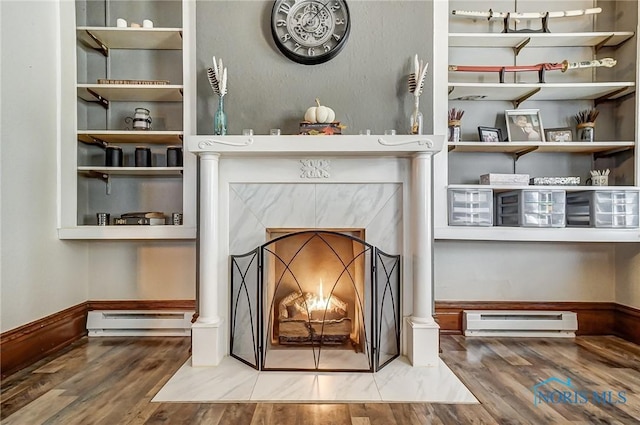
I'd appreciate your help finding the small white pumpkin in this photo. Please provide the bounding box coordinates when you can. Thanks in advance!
[304,98,335,124]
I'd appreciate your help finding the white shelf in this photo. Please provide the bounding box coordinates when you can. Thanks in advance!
[58,225,196,240]
[449,32,635,49]
[78,166,183,176]
[78,130,183,145]
[77,84,183,102]
[448,141,635,154]
[435,226,640,242]
[77,27,182,50]
[447,184,640,193]
[448,82,635,102]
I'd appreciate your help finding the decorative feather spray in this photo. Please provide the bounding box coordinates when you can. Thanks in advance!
[207,56,227,97]
[408,54,429,134]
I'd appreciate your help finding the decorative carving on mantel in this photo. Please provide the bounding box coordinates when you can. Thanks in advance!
[198,138,254,149]
[300,159,330,179]
[377,137,434,148]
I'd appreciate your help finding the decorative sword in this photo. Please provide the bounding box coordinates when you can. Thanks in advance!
[448,58,617,83]
[451,7,602,33]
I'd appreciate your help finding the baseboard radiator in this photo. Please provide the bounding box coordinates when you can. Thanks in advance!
[87,310,194,337]
[463,310,578,337]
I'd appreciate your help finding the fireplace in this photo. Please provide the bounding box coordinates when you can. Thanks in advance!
[230,230,401,371]
[187,135,444,369]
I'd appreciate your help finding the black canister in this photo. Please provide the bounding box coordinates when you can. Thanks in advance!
[105,146,123,167]
[135,146,152,167]
[166,146,183,167]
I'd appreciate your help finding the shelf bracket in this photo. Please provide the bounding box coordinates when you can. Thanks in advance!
[84,30,109,57]
[512,88,540,108]
[594,34,615,52]
[78,134,108,148]
[103,174,112,195]
[594,87,632,106]
[594,146,634,159]
[513,37,531,56]
[513,146,538,161]
[86,88,110,109]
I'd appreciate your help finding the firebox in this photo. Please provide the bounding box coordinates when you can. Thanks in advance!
[230,230,401,372]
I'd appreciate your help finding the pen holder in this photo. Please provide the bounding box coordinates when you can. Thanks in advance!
[591,175,609,186]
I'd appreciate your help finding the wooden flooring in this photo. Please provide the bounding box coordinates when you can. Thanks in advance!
[1,335,639,424]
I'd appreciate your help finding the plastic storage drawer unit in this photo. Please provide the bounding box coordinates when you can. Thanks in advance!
[566,190,639,228]
[496,189,566,227]
[448,188,493,226]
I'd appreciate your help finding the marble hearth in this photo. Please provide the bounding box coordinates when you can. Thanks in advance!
[187,135,444,368]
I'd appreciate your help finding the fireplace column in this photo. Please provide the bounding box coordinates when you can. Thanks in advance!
[192,152,225,366]
[406,151,440,367]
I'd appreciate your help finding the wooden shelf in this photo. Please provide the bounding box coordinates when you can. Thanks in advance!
[447,184,640,193]
[448,82,635,103]
[58,225,196,240]
[78,166,183,176]
[449,32,635,50]
[77,27,182,50]
[77,84,183,103]
[448,141,635,154]
[78,131,183,145]
[435,226,640,242]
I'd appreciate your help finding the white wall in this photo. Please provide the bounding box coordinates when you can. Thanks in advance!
[435,241,616,302]
[0,1,89,332]
[615,244,640,309]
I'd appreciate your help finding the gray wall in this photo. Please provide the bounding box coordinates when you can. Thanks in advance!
[195,0,434,135]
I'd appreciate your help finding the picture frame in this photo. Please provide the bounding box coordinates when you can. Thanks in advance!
[505,109,545,142]
[544,127,573,142]
[477,126,503,143]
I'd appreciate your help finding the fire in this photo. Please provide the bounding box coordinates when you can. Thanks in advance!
[305,279,328,312]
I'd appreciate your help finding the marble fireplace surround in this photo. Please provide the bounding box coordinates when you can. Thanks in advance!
[187,135,444,369]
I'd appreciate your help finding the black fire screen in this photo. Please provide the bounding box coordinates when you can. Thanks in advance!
[230,230,400,372]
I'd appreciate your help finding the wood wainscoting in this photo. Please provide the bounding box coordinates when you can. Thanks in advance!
[435,301,617,336]
[616,303,640,345]
[1,299,637,378]
[0,300,196,379]
[0,304,88,379]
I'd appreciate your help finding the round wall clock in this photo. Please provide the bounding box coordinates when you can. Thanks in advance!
[271,0,351,65]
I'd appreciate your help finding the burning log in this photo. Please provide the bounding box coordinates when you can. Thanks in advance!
[278,291,351,345]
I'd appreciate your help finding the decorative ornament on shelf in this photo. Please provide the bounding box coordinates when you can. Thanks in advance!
[207,56,228,135]
[300,99,345,135]
[408,54,429,135]
[448,108,464,142]
[574,108,599,142]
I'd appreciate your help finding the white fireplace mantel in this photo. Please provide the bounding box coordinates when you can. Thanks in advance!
[187,134,445,368]
[188,134,443,156]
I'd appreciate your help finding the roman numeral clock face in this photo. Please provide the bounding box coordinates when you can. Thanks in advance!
[271,0,351,65]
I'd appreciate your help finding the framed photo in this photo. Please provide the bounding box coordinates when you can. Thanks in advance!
[505,109,545,142]
[477,126,503,143]
[545,127,573,142]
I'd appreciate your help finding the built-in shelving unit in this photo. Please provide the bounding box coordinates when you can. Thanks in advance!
[58,0,195,240]
[433,0,640,242]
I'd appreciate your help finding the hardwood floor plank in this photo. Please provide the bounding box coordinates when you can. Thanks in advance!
[2,335,639,425]
[217,403,257,425]
[0,389,77,425]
